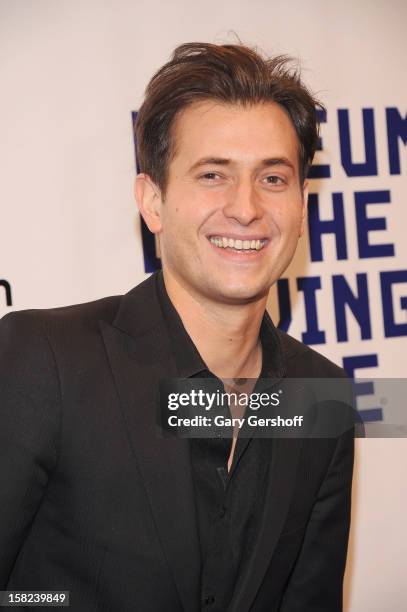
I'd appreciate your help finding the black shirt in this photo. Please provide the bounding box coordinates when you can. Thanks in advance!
[156,272,285,611]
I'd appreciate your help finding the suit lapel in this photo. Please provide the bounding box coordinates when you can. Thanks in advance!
[230,436,303,612]
[99,274,201,612]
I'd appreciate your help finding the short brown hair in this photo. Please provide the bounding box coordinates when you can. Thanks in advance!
[136,42,322,192]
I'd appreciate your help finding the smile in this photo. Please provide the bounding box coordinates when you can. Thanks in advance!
[209,236,267,251]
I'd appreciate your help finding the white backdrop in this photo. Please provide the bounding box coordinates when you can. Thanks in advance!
[1,0,406,609]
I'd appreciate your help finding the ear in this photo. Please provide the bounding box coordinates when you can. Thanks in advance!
[134,173,163,234]
[299,180,309,237]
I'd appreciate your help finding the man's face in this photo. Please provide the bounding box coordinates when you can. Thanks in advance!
[141,100,307,305]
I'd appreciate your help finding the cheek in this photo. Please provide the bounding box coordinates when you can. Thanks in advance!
[270,197,304,235]
[167,190,217,229]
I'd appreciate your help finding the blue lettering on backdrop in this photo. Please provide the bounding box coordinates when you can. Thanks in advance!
[386,108,407,175]
[342,354,382,422]
[308,193,347,261]
[338,108,378,176]
[308,108,331,179]
[380,270,407,337]
[343,353,378,379]
[296,277,326,344]
[332,274,371,342]
[355,190,395,258]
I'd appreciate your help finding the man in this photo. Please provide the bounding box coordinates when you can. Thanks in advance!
[0,43,354,611]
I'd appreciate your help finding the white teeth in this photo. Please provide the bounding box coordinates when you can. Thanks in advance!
[209,236,266,251]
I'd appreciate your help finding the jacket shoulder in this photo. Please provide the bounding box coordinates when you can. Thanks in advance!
[0,294,121,336]
[0,294,124,378]
[277,330,347,378]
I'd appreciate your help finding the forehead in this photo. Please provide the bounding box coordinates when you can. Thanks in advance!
[170,100,300,169]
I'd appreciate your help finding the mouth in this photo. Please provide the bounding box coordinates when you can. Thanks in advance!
[208,235,268,253]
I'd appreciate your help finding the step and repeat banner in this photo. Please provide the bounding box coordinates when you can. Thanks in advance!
[1,0,406,609]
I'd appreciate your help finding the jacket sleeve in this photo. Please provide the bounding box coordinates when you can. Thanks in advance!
[280,426,355,612]
[0,311,61,587]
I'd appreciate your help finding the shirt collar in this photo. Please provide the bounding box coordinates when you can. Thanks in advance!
[155,270,286,379]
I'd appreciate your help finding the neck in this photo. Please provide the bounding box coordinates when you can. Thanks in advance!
[162,269,268,379]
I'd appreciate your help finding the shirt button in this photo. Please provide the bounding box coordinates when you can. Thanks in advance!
[219,505,227,518]
[203,595,215,605]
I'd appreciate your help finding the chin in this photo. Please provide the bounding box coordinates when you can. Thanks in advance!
[209,280,269,304]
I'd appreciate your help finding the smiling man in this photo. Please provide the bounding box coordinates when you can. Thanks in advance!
[0,43,354,611]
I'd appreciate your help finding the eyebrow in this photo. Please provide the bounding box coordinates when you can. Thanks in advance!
[188,156,296,173]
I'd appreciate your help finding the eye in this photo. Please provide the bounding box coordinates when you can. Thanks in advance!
[199,172,221,181]
[263,175,285,185]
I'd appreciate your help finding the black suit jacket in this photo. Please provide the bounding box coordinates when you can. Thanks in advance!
[0,272,354,611]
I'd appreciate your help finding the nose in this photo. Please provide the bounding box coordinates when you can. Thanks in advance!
[222,178,262,225]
